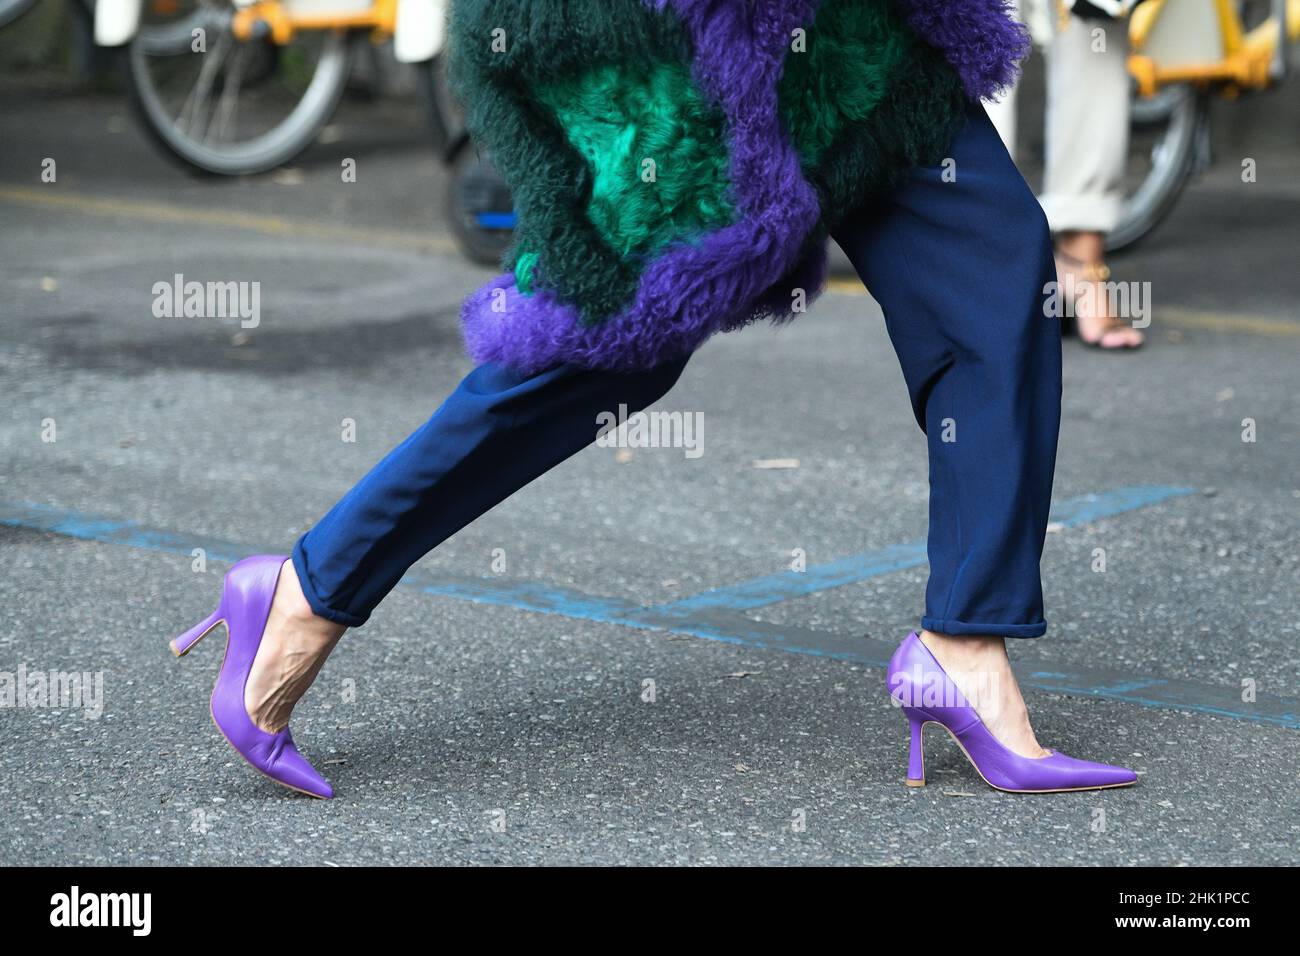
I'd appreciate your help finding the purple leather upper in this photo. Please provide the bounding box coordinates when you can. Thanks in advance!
[888,632,1138,792]
[208,555,334,799]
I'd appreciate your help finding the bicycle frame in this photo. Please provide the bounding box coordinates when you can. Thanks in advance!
[95,0,447,63]
[1128,0,1300,95]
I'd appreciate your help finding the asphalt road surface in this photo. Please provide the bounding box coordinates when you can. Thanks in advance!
[1,76,1297,866]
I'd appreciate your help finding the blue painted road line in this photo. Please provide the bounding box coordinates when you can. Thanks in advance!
[5,484,1295,729]
[0,501,253,564]
[644,485,1196,616]
[1043,484,1196,526]
[0,499,650,621]
[643,541,928,616]
[400,571,644,623]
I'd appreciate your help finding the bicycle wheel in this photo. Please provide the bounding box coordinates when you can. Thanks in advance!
[445,145,515,266]
[414,50,465,160]
[0,0,38,29]
[123,2,351,176]
[1129,84,1185,126]
[1106,84,1207,252]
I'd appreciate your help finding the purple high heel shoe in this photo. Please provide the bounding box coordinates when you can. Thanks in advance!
[170,554,334,799]
[886,632,1137,794]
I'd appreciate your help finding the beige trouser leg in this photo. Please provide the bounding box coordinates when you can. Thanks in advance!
[1040,15,1131,234]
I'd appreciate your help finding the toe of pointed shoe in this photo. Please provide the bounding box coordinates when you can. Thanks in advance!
[270,735,334,799]
[1051,752,1138,789]
[302,777,334,800]
[275,757,334,799]
[1097,763,1138,787]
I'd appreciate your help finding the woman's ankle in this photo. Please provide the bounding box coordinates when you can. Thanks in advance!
[918,629,1047,757]
[919,630,1012,715]
[920,629,1005,662]
[276,560,347,640]
[1055,229,1104,263]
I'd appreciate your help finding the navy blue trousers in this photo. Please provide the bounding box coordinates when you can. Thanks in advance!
[293,105,1061,638]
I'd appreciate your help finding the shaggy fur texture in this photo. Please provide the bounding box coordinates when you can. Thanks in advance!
[447,0,684,322]
[534,60,736,263]
[450,0,1027,373]
[778,0,969,228]
[891,0,1030,99]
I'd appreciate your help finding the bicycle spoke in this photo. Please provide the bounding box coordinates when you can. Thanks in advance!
[137,11,213,57]
[177,30,232,137]
[208,42,248,145]
[127,13,351,175]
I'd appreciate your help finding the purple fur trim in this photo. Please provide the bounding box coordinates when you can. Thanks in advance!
[460,0,825,373]
[751,242,830,322]
[890,0,1030,100]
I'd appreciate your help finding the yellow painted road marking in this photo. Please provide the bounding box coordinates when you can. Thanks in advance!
[0,185,458,254]
[4,186,1297,337]
[1155,306,1300,337]
[824,275,1300,337]
[825,277,867,296]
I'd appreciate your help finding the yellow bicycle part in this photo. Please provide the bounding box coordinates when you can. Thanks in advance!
[1128,0,1300,96]
[229,0,399,45]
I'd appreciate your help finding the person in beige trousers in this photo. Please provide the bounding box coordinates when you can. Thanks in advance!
[988,1,1145,349]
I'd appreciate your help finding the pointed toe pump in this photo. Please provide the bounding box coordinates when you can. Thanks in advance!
[170,554,334,799]
[886,632,1137,794]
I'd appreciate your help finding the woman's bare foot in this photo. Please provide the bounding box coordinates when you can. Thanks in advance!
[1055,230,1144,349]
[244,560,347,733]
[919,629,1050,759]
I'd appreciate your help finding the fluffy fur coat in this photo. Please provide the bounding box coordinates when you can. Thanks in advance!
[448,0,1028,372]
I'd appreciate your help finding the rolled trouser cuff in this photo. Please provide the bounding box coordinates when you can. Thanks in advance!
[921,616,1047,639]
[1041,193,1124,235]
[291,541,369,628]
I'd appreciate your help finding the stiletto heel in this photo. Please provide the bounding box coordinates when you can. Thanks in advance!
[886,632,1137,794]
[171,555,334,799]
[170,607,223,657]
[905,716,926,787]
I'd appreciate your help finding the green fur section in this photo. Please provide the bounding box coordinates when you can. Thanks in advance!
[514,250,540,294]
[810,42,967,231]
[448,0,693,324]
[449,0,967,325]
[778,1,968,229]
[533,59,736,262]
[778,0,913,168]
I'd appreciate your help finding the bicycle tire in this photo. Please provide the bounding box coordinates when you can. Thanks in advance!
[122,22,352,177]
[1107,85,1207,252]
[414,51,464,162]
[445,143,515,266]
[0,0,38,30]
